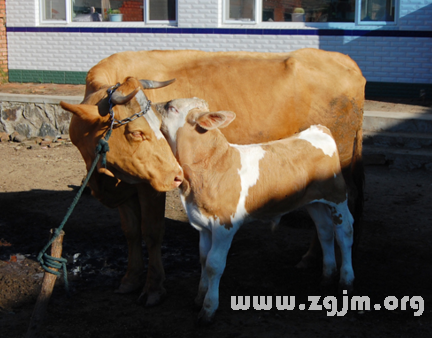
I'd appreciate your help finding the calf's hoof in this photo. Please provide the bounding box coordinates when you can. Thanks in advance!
[195,309,215,327]
[338,283,354,296]
[319,274,338,294]
[194,294,205,309]
[137,288,167,307]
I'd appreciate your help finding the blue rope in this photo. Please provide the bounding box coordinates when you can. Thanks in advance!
[37,116,113,295]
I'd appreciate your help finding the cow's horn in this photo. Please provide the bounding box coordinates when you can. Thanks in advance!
[111,87,139,105]
[140,78,176,89]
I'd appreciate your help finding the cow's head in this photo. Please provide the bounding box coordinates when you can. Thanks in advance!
[60,77,183,192]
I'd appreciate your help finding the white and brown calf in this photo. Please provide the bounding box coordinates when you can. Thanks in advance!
[157,98,355,324]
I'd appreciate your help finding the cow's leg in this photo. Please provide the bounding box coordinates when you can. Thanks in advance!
[195,228,212,307]
[331,200,355,293]
[197,227,236,325]
[116,195,145,294]
[136,183,167,307]
[305,203,337,286]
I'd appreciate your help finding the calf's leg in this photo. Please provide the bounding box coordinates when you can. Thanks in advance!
[198,227,236,325]
[295,232,322,269]
[195,228,212,307]
[331,200,355,292]
[306,203,338,286]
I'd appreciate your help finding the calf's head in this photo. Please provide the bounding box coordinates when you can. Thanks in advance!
[156,98,236,156]
[60,77,183,192]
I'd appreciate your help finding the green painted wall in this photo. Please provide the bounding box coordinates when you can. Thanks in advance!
[8,69,87,85]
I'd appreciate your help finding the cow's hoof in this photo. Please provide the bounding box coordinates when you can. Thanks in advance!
[115,281,142,294]
[137,288,167,307]
[195,309,214,327]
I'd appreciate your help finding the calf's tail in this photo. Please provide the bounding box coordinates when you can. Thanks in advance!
[350,127,365,259]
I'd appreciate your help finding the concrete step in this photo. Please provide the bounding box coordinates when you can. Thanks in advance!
[363,130,432,150]
[363,145,432,171]
[363,111,432,134]
[363,111,432,170]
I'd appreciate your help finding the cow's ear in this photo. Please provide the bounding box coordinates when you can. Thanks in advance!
[196,111,236,130]
[60,101,100,123]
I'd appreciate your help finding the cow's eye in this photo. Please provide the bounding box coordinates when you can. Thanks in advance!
[130,131,145,141]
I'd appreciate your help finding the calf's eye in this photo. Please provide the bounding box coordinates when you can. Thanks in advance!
[168,106,178,114]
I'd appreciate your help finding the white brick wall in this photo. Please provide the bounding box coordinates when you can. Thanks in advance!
[178,0,218,28]
[319,36,432,83]
[4,0,432,85]
[7,30,432,85]
[6,0,37,27]
[399,0,432,30]
[6,32,320,71]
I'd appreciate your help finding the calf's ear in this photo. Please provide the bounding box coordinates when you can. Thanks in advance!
[60,101,100,123]
[196,111,236,130]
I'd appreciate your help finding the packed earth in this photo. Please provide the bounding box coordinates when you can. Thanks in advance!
[1,83,432,337]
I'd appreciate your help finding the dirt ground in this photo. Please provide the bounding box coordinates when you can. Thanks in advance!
[1,83,432,337]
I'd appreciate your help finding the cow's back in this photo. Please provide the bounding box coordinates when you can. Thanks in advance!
[85,49,364,166]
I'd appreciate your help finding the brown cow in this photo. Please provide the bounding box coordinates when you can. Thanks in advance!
[60,48,365,306]
[158,97,354,324]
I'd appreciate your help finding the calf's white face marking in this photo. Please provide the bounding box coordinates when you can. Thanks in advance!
[298,125,336,157]
[135,90,164,140]
[160,98,208,155]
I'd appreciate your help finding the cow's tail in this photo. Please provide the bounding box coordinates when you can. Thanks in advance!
[351,126,365,260]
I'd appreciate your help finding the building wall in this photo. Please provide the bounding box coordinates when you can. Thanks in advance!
[4,0,432,97]
[0,0,7,80]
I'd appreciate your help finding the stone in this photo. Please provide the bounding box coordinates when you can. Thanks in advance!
[0,131,9,142]
[59,134,71,142]
[20,140,37,147]
[40,140,52,146]
[38,122,58,138]
[10,131,26,143]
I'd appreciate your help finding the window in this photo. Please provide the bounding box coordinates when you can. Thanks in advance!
[224,0,396,24]
[41,0,67,21]
[360,0,395,22]
[147,0,176,22]
[40,0,177,23]
[225,0,255,22]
